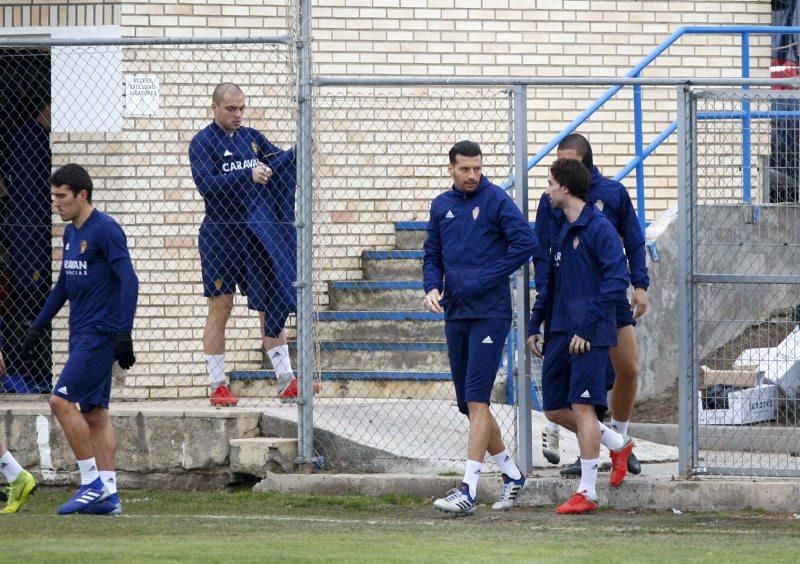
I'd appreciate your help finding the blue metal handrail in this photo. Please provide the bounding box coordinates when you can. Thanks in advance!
[505,25,800,230]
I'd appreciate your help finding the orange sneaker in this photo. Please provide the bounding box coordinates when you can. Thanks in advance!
[210,384,239,407]
[609,438,635,487]
[277,376,321,400]
[555,491,598,514]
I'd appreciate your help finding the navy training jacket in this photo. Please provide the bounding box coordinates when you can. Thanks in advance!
[423,175,539,320]
[528,203,629,348]
[534,166,649,297]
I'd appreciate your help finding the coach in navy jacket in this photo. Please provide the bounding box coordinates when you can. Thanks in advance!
[424,140,537,515]
[422,173,537,320]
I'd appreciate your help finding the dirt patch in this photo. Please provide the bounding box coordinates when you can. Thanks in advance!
[636,309,799,424]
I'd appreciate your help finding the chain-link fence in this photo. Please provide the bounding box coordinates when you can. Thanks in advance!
[0,38,298,404]
[309,86,520,471]
[681,87,800,476]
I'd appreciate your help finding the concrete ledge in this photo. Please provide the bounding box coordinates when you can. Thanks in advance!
[629,422,800,454]
[230,437,297,476]
[1,401,263,490]
[254,472,800,514]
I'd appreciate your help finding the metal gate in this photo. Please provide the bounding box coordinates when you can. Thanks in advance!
[679,86,800,477]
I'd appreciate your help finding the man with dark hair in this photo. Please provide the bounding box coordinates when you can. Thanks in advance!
[536,133,649,476]
[528,158,633,514]
[424,140,538,515]
[22,163,138,515]
[190,82,307,407]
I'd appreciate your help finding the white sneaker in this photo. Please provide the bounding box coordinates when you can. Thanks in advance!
[542,428,561,464]
[491,473,528,511]
[433,483,476,515]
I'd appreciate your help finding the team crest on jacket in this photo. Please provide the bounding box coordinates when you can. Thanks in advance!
[251,142,259,155]
[573,236,580,249]
[596,199,604,212]
[80,240,88,254]
[472,206,480,220]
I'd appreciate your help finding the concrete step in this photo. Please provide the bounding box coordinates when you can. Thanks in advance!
[314,311,445,342]
[229,437,298,477]
[229,369,455,400]
[395,221,427,250]
[327,280,536,312]
[362,250,423,281]
[328,280,423,311]
[287,341,450,372]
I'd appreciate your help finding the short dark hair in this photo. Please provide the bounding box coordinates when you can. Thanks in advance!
[550,157,590,201]
[49,163,93,202]
[212,82,244,105]
[449,140,482,164]
[557,133,593,170]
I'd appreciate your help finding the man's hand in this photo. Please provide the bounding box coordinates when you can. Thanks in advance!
[424,289,444,314]
[21,327,45,363]
[527,334,544,358]
[632,287,648,319]
[252,164,273,185]
[569,335,590,355]
[115,331,136,370]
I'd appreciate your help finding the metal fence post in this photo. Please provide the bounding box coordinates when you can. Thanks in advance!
[677,84,696,478]
[512,84,533,474]
[296,0,315,466]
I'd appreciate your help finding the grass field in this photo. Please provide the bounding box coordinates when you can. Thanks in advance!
[3,488,800,563]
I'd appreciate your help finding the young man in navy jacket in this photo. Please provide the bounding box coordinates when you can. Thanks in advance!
[528,158,634,514]
[423,140,538,515]
[535,134,649,476]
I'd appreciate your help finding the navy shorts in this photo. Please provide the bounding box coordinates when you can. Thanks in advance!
[615,302,636,329]
[444,318,511,415]
[541,332,609,416]
[199,225,289,336]
[53,329,116,414]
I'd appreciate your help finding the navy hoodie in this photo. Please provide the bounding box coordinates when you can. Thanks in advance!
[528,203,628,347]
[534,166,649,297]
[423,175,538,320]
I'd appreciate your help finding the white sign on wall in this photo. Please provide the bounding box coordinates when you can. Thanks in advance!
[125,75,160,116]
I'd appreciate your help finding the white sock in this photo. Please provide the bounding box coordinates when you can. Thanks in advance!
[492,450,522,480]
[598,422,625,451]
[100,470,117,495]
[610,418,629,439]
[205,354,226,389]
[463,459,482,499]
[578,458,599,499]
[0,451,23,482]
[77,457,100,485]
[267,345,294,386]
[546,421,560,433]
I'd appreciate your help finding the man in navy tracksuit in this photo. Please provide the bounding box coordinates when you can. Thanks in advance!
[528,158,633,514]
[190,83,305,407]
[423,141,538,515]
[536,133,649,476]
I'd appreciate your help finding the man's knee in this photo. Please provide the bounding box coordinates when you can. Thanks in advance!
[467,401,490,420]
[207,295,233,320]
[49,394,73,416]
[545,409,569,426]
[83,407,109,428]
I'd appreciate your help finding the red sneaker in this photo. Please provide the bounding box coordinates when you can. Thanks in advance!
[555,491,598,514]
[277,376,321,400]
[609,438,635,487]
[210,384,239,407]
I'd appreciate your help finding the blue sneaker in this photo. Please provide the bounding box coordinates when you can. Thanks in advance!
[79,493,123,516]
[491,473,528,510]
[57,478,109,515]
[433,482,476,515]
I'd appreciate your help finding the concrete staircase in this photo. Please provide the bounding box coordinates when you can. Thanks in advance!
[230,221,454,399]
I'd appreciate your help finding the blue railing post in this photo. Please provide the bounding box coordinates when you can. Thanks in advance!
[633,74,646,231]
[741,31,752,203]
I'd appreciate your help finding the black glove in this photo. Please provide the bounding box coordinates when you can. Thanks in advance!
[114,331,136,370]
[21,327,45,363]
